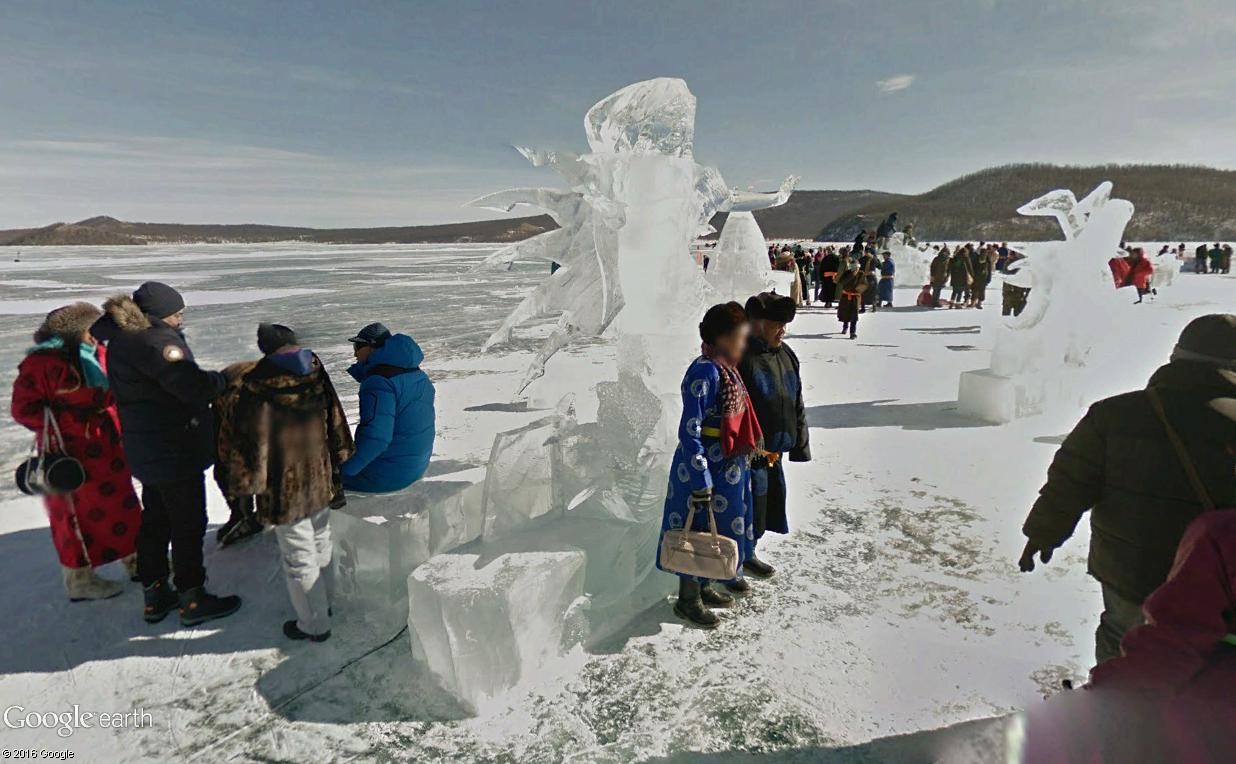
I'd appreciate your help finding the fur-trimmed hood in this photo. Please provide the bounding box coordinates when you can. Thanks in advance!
[103,295,151,332]
[33,302,103,344]
[90,295,153,343]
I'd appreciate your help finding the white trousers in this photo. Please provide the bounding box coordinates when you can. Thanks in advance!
[274,508,333,636]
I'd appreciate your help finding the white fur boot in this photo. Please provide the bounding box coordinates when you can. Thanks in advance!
[62,566,123,602]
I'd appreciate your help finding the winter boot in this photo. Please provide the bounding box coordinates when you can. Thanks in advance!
[700,582,735,608]
[743,556,775,579]
[62,566,123,602]
[143,578,179,623]
[122,553,139,582]
[724,577,752,594]
[178,587,242,627]
[283,620,331,643]
[672,579,719,629]
[217,496,263,547]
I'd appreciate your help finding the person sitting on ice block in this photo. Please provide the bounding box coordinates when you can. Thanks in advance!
[340,322,436,493]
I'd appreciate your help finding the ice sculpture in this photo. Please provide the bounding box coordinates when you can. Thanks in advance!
[883,231,933,288]
[958,182,1133,423]
[468,78,797,389]
[704,176,801,300]
[406,78,800,709]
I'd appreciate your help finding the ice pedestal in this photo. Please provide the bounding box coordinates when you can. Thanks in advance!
[406,550,588,712]
[332,472,484,613]
[957,368,1034,424]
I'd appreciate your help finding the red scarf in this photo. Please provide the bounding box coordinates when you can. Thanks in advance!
[701,344,763,457]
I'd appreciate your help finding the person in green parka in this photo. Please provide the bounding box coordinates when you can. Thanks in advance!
[948,246,974,308]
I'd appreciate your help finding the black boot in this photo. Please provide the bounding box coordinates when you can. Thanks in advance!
[672,579,719,629]
[743,556,775,579]
[217,496,263,547]
[178,586,242,627]
[700,582,735,608]
[143,578,178,624]
[724,577,752,594]
[283,620,331,643]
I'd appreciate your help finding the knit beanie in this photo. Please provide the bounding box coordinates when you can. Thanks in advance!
[133,282,185,319]
[1171,314,1236,369]
[257,323,298,355]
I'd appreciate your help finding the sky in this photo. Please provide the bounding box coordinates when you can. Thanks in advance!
[3,0,1236,228]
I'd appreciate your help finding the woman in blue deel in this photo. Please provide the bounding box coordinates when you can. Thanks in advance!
[657,302,764,629]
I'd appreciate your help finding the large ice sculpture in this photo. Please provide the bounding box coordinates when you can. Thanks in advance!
[468,78,797,388]
[408,79,800,708]
[884,232,933,288]
[958,182,1133,423]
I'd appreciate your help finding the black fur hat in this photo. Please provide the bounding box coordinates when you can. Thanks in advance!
[745,292,797,324]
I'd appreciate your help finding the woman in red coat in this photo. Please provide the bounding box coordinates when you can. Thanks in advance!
[10,303,142,600]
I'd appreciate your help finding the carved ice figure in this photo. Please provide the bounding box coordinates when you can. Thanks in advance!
[705,177,800,301]
[959,182,1133,423]
[410,79,802,709]
[469,78,797,389]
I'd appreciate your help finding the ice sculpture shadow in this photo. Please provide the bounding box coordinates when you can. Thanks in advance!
[805,399,995,431]
[644,715,1014,763]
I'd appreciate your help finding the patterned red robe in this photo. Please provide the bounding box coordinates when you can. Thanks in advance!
[10,345,141,568]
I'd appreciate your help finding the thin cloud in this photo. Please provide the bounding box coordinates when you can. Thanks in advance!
[876,74,916,94]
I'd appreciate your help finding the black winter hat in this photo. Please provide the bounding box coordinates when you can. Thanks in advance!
[348,322,392,347]
[1171,314,1236,369]
[745,292,797,324]
[257,323,298,355]
[133,281,185,319]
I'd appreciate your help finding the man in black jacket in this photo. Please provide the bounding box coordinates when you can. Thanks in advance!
[92,282,240,627]
[1019,314,1236,664]
[737,292,812,586]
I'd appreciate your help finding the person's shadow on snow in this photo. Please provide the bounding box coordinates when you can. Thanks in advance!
[0,524,284,675]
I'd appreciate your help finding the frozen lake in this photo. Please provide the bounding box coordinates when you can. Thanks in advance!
[0,245,1230,761]
[0,243,546,491]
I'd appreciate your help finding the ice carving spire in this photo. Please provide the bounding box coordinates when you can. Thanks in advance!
[468,77,796,390]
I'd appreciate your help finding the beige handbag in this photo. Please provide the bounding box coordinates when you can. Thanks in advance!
[660,495,740,580]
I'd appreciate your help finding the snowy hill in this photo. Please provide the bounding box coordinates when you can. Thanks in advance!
[818,163,1236,242]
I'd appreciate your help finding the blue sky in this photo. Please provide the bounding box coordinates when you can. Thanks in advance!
[3,0,1235,227]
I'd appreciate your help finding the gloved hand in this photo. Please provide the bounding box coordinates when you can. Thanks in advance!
[690,488,713,510]
[1018,540,1053,572]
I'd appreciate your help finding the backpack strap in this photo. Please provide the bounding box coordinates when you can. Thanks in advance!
[1148,387,1217,513]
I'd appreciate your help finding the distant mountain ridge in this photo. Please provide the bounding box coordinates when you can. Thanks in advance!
[817,164,1236,241]
[3,164,1234,246]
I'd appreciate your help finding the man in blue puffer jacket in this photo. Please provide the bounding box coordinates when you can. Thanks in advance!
[340,323,436,493]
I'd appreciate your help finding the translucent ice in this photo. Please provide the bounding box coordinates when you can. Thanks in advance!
[417,79,801,708]
[960,182,1134,422]
[406,550,588,712]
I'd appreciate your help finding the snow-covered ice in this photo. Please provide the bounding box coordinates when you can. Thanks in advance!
[0,240,1231,761]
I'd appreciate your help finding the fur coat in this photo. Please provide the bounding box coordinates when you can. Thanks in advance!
[214,351,354,526]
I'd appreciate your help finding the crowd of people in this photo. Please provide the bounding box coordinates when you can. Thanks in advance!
[10,282,436,642]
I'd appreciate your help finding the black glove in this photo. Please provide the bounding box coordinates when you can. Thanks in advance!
[690,488,713,510]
